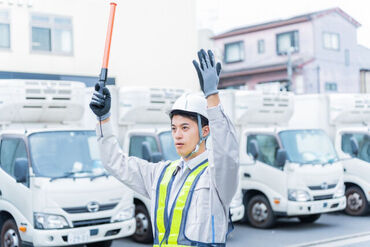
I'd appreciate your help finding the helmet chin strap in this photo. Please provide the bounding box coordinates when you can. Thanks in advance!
[184,114,208,159]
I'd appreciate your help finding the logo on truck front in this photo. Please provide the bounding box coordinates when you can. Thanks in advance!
[87,201,100,212]
[320,182,328,190]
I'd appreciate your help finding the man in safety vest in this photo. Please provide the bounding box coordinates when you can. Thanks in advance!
[90,49,239,246]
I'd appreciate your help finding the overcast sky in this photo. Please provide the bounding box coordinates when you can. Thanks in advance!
[197,0,370,48]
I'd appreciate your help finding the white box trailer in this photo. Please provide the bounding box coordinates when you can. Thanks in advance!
[290,94,370,216]
[219,89,346,228]
[98,87,244,243]
[0,80,136,247]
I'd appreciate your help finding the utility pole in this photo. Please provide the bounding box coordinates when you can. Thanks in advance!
[316,66,320,93]
[286,47,293,91]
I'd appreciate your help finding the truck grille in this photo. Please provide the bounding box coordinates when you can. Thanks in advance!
[63,203,118,214]
[73,217,111,228]
[313,194,333,201]
[308,184,336,190]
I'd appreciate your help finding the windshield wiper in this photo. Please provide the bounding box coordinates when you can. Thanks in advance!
[50,170,92,182]
[90,172,110,181]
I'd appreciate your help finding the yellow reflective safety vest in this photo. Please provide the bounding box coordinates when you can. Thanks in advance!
[153,159,226,247]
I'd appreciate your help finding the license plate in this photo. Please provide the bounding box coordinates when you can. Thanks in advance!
[68,231,89,244]
[323,202,328,208]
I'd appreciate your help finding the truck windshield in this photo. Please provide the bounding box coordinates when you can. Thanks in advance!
[159,131,179,161]
[28,131,106,179]
[279,129,338,165]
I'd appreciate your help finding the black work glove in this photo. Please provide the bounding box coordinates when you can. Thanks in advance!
[192,49,222,98]
[89,83,111,120]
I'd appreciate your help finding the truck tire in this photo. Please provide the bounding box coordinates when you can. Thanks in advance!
[298,214,321,223]
[86,240,112,247]
[133,204,153,243]
[247,195,276,228]
[345,186,369,216]
[1,219,21,247]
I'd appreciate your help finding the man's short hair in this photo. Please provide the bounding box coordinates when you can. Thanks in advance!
[170,110,209,127]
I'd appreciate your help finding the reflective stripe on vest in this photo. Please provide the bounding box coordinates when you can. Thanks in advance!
[153,159,209,247]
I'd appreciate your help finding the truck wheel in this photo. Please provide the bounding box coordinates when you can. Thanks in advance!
[1,219,21,247]
[298,214,321,223]
[345,186,369,216]
[133,204,153,243]
[247,195,276,228]
[86,240,112,247]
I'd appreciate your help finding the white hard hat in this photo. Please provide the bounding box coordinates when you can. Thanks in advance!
[170,93,208,120]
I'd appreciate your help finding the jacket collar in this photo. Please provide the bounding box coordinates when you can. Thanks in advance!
[180,150,208,171]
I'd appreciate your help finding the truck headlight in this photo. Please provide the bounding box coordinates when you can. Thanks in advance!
[333,183,345,198]
[34,213,70,229]
[288,189,311,202]
[111,205,135,223]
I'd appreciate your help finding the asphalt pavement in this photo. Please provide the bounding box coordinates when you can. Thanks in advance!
[112,212,370,247]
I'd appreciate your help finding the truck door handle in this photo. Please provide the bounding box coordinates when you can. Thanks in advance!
[244,173,251,178]
[0,190,2,196]
[343,168,346,172]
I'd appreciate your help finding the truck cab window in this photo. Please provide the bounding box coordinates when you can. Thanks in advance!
[129,135,159,159]
[247,134,279,167]
[342,133,370,162]
[0,138,27,177]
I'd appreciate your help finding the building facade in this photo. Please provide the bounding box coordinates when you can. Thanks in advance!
[0,0,198,90]
[212,8,370,94]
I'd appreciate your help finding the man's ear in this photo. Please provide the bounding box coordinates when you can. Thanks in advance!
[202,125,210,137]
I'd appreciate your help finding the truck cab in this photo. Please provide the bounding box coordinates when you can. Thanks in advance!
[292,94,370,216]
[220,90,346,228]
[0,80,136,247]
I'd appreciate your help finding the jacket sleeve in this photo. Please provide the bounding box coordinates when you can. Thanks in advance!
[96,122,165,199]
[207,104,240,206]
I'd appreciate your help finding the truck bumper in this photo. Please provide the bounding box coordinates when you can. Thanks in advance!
[230,204,245,222]
[286,196,346,216]
[30,217,136,246]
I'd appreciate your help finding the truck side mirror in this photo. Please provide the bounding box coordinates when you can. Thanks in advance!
[14,158,29,183]
[276,149,287,167]
[248,140,259,160]
[350,137,359,157]
[142,142,163,162]
[142,142,152,162]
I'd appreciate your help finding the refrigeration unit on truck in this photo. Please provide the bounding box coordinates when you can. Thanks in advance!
[105,87,244,243]
[218,90,346,229]
[0,80,136,247]
[291,94,370,216]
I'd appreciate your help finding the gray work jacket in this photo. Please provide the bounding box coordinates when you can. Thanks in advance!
[96,104,239,243]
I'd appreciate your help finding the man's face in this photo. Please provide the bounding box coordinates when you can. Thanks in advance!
[171,115,202,157]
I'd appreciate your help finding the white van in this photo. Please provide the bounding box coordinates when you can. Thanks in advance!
[0,80,136,247]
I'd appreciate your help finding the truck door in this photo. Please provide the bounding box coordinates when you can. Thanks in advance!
[245,133,286,200]
[128,134,160,160]
[0,137,33,223]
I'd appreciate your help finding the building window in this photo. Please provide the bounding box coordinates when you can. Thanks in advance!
[257,39,265,54]
[224,41,244,63]
[276,30,299,55]
[325,82,337,92]
[0,10,10,49]
[323,32,339,51]
[345,49,350,66]
[31,14,73,55]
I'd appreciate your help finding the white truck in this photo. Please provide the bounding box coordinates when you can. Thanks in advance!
[290,94,370,216]
[218,90,346,228]
[93,87,244,243]
[0,80,136,247]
